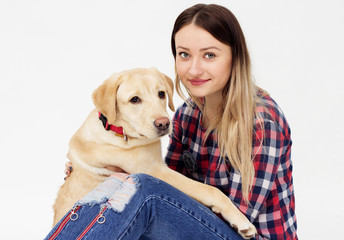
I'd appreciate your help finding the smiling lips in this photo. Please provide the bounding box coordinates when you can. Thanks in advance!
[189,79,210,86]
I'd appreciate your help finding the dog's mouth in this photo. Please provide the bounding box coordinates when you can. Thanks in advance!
[137,129,169,139]
[157,129,170,137]
[157,132,167,137]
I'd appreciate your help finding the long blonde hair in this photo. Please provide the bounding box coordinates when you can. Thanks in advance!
[171,4,263,202]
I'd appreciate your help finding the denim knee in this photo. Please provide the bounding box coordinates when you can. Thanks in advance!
[134,173,161,186]
[132,173,170,196]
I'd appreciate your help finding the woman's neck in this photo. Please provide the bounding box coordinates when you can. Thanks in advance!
[202,95,222,129]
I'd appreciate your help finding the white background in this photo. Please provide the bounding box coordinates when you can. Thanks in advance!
[1,0,343,239]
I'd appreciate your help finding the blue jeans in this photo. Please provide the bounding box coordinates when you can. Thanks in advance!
[45,174,244,240]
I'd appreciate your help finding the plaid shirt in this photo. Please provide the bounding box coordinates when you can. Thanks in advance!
[165,94,297,239]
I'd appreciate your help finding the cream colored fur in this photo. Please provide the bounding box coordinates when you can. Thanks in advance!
[53,67,256,239]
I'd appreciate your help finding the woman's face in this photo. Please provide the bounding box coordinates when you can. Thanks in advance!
[175,24,232,101]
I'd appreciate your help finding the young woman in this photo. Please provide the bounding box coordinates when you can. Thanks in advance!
[46,4,297,240]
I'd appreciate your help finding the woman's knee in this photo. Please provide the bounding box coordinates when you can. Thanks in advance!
[103,173,159,212]
[133,173,160,185]
[132,173,171,192]
[103,173,180,214]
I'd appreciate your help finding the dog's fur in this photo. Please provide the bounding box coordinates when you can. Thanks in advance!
[53,68,256,239]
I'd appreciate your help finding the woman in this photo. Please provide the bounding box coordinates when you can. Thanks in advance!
[46,4,297,240]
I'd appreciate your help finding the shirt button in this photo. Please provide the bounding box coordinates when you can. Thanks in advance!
[182,150,197,172]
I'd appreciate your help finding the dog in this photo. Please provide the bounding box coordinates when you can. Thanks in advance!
[53,67,256,239]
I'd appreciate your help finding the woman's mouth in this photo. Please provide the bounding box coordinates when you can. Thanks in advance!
[189,79,210,86]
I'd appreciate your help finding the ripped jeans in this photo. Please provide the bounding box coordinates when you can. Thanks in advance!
[45,173,243,240]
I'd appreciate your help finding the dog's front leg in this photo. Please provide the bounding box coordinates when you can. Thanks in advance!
[151,166,257,239]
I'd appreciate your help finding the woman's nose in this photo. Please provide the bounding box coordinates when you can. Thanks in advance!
[188,58,203,77]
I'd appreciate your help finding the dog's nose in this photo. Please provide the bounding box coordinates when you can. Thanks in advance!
[154,117,170,131]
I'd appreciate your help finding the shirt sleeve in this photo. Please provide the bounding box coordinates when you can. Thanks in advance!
[236,97,297,239]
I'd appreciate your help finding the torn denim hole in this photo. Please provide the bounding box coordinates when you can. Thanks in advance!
[107,175,140,212]
[75,175,125,207]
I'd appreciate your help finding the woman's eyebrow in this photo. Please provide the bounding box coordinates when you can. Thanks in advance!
[200,46,221,51]
[176,46,189,51]
[176,46,221,51]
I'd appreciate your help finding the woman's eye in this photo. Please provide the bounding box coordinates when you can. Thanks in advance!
[204,53,216,59]
[179,52,190,59]
[158,91,165,99]
[129,96,141,104]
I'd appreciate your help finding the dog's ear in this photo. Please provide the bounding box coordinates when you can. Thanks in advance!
[92,73,122,124]
[154,69,175,112]
[164,74,175,112]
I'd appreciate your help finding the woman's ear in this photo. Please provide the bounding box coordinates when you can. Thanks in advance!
[92,73,122,124]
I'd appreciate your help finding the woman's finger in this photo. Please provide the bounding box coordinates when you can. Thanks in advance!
[65,162,73,171]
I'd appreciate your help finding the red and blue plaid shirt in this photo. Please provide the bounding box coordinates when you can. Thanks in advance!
[165,94,297,239]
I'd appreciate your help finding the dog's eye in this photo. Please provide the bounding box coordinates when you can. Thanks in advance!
[158,91,165,99]
[130,96,141,104]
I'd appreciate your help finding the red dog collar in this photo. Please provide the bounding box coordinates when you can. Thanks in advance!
[98,112,128,141]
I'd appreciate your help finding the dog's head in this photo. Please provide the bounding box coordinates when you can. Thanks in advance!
[92,68,175,140]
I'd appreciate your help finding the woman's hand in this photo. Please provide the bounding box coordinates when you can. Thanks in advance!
[64,162,127,180]
[64,162,73,179]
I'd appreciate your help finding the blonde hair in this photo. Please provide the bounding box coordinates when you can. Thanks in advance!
[172,4,264,202]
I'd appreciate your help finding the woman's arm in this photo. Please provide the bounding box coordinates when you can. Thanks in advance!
[238,96,297,239]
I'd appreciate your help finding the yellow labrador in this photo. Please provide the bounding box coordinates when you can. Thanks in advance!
[53,67,256,239]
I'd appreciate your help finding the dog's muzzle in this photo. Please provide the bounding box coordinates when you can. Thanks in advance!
[154,117,170,132]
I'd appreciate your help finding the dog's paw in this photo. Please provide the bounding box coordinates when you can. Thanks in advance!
[219,208,257,239]
[231,221,257,239]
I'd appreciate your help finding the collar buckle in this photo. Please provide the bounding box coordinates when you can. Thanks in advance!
[98,112,128,142]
